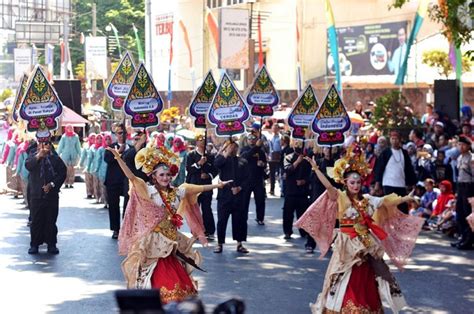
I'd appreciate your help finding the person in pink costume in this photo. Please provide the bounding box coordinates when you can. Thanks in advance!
[79,133,97,199]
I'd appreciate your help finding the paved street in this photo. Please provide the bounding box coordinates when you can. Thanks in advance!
[0,181,473,313]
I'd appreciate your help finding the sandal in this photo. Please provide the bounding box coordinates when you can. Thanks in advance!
[213,244,223,253]
[236,244,249,254]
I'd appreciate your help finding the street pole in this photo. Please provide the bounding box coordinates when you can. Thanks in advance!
[92,3,97,37]
[145,0,153,72]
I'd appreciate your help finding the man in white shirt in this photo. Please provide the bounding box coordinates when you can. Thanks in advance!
[268,123,282,195]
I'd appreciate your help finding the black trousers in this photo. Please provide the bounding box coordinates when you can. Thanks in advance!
[107,185,129,232]
[198,191,215,235]
[456,182,474,244]
[243,180,266,222]
[30,198,59,247]
[216,195,247,244]
[269,161,280,193]
[283,195,309,237]
[383,185,408,214]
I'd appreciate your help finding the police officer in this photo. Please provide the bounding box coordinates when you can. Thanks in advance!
[186,134,218,240]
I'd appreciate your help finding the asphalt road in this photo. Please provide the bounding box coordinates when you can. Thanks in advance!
[0,181,472,313]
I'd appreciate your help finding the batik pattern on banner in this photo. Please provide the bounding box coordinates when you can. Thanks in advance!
[12,74,29,123]
[246,65,279,117]
[189,71,217,129]
[287,84,319,140]
[107,51,136,111]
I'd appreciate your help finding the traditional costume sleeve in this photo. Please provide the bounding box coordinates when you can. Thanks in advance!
[118,178,167,255]
[294,191,338,258]
[177,183,208,246]
[373,193,424,270]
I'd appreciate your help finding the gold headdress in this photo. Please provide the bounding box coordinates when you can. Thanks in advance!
[135,146,180,175]
[328,144,371,184]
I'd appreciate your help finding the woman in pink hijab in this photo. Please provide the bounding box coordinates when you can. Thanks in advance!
[57,124,82,188]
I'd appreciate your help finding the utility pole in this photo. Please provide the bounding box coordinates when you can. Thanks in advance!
[92,3,97,36]
[145,0,153,73]
[61,13,70,79]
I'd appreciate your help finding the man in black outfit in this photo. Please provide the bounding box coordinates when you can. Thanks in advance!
[374,130,416,214]
[104,124,130,239]
[240,133,267,225]
[26,140,67,254]
[213,141,250,254]
[282,141,312,249]
[186,134,218,240]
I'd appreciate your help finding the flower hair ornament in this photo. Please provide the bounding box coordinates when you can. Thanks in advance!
[328,144,371,184]
[135,146,180,176]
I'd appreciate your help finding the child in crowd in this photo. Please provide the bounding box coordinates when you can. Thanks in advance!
[435,199,457,236]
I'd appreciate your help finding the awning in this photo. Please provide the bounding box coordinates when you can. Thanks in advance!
[60,106,90,127]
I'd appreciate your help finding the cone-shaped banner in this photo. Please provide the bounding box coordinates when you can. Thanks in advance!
[124,63,164,130]
[287,84,319,140]
[246,64,279,117]
[12,73,29,123]
[311,84,351,147]
[208,72,250,137]
[189,70,217,129]
[19,65,63,142]
[107,51,136,111]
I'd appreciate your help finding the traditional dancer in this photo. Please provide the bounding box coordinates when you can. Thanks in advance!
[57,124,82,188]
[107,145,231,303]
[295,144,424,314]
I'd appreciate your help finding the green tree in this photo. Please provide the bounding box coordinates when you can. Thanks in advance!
[422,49,472,78]
[0,88,13,102]
[69,0,145,76]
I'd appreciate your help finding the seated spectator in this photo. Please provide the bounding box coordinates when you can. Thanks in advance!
[435,199,457,236]
[419,178,439,218]
[429,180,455,226]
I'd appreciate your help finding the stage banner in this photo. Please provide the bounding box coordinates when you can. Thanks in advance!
[327,21,408,77]
[19,65,63,142]
[124,63,164,130]
[189,70,217,129]
[106,51,136,111]
[311,84,351,147]
[246,65,279,117]
[208,72,249,137]
[219,8,249,69]
[287,84,319,140]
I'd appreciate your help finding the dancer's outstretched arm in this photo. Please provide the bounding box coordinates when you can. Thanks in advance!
[304,156,338,201]
[105,147,137,182]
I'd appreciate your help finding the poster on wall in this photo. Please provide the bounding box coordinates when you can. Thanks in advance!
[85,36,108,80]
[327,21,408,77]
[219,8,249,69]
[14,48,32,82]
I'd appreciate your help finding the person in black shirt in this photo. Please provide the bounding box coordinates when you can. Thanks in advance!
[104,124,130,239]
[213,140,250,254]
[240,133,267,225]
[25,140,67,254]
[186,134,218,240]
[282,141,312,250]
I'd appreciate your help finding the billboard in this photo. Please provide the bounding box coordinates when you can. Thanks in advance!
[85,36,108,80]
[327,21,408,76]
[219,8,249,69]
[14,48,32,81]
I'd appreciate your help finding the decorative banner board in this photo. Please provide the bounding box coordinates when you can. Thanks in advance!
[12,73,29,123]
[19,65,63,142]
[208,72,249,137]
[124,63,164,130]
[287,84,319,140]
[106,51,136,111]
[189,70,217,129]
[246,64,279,117]
[311,84,351,146]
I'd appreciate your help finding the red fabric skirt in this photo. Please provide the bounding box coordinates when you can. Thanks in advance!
[151,254,197,304]
[341,261,383,313]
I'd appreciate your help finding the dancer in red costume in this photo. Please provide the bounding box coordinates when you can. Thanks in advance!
[107,145,231,303]
[296,144,424,314]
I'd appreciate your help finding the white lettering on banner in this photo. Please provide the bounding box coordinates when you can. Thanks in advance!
[317,118,347,130]
[129,98,159,112]
[25,102,58,117]
[249,94,276,105]
[214,106,244,121]
[112,84,131,97]
[292,114,314,126]
[195,102,211,115]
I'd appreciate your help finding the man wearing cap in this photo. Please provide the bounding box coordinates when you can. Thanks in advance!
[240,132,267,225]
[186,134,218,240]
[374,130,417,213]
[25,140,67,254]
[452,136,473,250]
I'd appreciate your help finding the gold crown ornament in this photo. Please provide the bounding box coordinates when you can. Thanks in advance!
[135,146,180,176]
[328,144,371,184]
